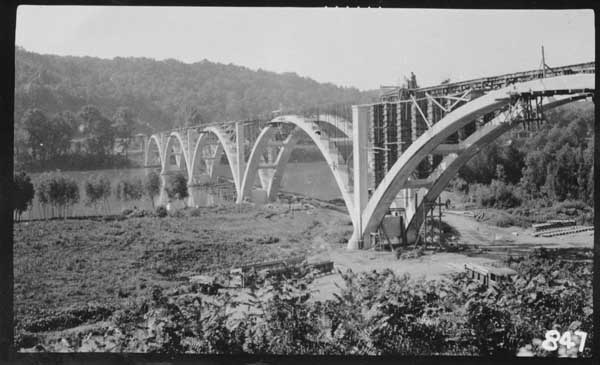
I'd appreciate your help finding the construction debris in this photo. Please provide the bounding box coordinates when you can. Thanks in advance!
[532,219,576,232]
[464,263,517,290]
[534,225,594,238]
[229,256,334,288]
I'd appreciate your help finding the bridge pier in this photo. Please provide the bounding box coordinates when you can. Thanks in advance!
[235,121,245,201]
[347,105,370,250]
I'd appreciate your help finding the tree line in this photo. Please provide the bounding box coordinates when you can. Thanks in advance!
[454,101,594,209]
[14,46,377,134]
[15,105,140,172]
[12,170,167,220]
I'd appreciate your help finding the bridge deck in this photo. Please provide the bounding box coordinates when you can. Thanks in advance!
[380,61,595,101]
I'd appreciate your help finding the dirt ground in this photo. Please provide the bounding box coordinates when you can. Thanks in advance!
[13,203,350,329]
[14,201,593,331]
[309,207,593,301]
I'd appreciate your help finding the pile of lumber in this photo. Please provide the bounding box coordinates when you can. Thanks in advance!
[230,256,335,287]
[532,219,576,232]
[533,225,594,238]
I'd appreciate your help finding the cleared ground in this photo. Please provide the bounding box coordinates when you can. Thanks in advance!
[13,203,350,329]
[14,200,593,336]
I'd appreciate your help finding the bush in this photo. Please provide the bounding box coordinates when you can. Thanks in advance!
[449,176,469,193]
[155,206,167,218]
[144,171,161,208]
[84,175,112,214]
[165,172,188,201]
[552,200,592,215]
[470,180,521,209]
[35,172,80,219]
[27,249,592,357]
[115,177,143,203]
[13,171,35,221]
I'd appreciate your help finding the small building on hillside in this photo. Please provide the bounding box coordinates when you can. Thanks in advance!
[69,137,87,153]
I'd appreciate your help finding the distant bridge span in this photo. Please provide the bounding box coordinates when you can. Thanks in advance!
[143,62,594,250]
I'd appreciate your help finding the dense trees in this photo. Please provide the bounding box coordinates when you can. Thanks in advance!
[21,109,73,162]
[458,101,594,208]
[112,107,136,157]
[78,105,115,157]
[16,104,139,172]
[14,47,377,136]
[14,47,377,172]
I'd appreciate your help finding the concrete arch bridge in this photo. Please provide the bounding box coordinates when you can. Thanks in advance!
[143,61,594,250]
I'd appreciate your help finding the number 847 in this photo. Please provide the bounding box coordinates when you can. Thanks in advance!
[541,330,587,352]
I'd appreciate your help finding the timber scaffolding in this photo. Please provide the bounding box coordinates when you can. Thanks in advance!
[379,61,596,101]
[367,88,472,190]
[366,61,596,191]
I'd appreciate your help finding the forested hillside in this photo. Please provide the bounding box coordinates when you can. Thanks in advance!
[455,100,595,209]
[14,46,377,133]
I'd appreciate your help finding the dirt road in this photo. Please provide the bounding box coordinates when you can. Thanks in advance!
[309,208,593,301]
[443,210,593,253]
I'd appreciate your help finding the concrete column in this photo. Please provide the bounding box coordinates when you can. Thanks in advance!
[235,122,245,200]
[186,130,193,181]
[141,135,148,163]
[348,105,370,250]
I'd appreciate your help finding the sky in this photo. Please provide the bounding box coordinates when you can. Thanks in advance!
[15,6,595,90]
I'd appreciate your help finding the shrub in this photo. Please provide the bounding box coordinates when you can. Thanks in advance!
[165,172,188,201]
[13,171,35,221]
[35,172,80,219]
[144,171,161,208]
[470,180,521,209]
[115,177,143,203]
[155,205,167,218]
[449,176,469,193]
[84,175,112,214]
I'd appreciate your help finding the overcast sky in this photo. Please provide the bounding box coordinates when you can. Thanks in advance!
[15,6,595,90]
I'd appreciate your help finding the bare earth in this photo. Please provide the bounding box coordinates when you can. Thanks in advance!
[14,202,593,328]
[310,208,593,301]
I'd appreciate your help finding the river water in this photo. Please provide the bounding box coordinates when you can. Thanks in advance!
[23,161,342,220]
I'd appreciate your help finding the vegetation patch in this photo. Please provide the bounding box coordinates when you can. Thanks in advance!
[16,249,592,356]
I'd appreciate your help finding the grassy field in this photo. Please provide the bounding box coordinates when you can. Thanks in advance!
[13,202,352,335]
[23,162,343,220]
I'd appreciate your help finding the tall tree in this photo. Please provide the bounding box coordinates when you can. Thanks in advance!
[21,108,49,161]
[47,114,74,158]
[112,107,136,158]
[78,105,115,156]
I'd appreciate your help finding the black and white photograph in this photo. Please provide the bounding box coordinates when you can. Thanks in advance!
[7,5,596,357]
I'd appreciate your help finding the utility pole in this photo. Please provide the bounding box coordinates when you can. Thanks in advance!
[541,45,546,78]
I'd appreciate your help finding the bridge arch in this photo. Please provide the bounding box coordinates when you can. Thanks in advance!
[239,114,357,225]
[404,93,593,242]
[359,74,595,245]
[200,125,242,193]
[144,134,163,168]
[309,113,353,137]
[162,131,191,177]
[189,132,212,183]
